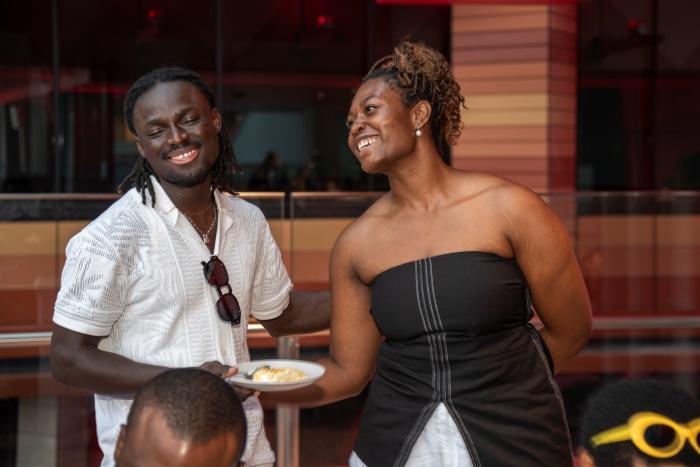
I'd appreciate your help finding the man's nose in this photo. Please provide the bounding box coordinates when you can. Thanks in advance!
[166,123,188,145]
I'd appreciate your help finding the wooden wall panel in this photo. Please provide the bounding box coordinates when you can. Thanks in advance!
[453,14,549,34]
[0,257,57,291]
[0,222,57,256]
[452,143,548,158]
[457,77,549,94]
[451,4,578,192]
[452,157,547,173]
[453,30,548,49]
[454,61,548,79]
[452,5,548,17]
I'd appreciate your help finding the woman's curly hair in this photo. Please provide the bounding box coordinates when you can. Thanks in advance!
[363,40,466,155]
[118,66,241,206]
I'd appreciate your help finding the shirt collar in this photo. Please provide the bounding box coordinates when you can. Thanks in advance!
[148,176,178,225]
[146,175,233,231]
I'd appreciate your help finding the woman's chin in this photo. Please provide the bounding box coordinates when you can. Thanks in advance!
[359,157,386,176]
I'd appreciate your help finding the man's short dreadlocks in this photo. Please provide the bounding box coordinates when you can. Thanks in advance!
[118,66,241,206]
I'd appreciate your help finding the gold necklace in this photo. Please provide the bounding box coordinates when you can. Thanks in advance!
[183,205,218,244]
[183,202,213,216]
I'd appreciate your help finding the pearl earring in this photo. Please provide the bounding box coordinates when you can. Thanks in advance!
[415,129,422,136]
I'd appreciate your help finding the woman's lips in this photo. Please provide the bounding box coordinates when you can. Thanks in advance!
[167,147,199,165]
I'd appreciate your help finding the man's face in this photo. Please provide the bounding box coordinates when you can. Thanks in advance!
[132,81,222,190]
[114,408,244,467]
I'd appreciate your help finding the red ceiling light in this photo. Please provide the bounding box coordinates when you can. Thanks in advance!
[317,15,335,30]
[147,9,164,23]
[376,0,580,4]
[627,19,650,35]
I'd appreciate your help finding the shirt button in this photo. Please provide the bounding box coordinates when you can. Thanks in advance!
[222,350,227,356]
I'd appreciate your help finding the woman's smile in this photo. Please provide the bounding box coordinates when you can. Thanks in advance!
[356,135,379,155]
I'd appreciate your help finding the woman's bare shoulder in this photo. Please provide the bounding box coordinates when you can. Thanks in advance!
[453,169,539,206]
[332,192,392,256]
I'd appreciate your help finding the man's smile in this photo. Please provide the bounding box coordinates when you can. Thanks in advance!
[164,145,201,165]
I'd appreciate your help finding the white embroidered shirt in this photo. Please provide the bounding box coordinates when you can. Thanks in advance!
[53,178,291,467]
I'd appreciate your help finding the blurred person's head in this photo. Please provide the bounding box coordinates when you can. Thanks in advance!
[579,379,700,467]
[346,40,465,175]
[114,369,246,467]
[118,66,242,206]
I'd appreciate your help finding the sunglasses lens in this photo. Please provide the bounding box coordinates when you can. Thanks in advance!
[204,258,229,286]
[216,294,241,325]
[644,424,677,448]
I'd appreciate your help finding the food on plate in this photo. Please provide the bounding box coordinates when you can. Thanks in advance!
[251,365,309,383]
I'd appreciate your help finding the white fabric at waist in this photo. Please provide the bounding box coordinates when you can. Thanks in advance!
[349,402,473,467]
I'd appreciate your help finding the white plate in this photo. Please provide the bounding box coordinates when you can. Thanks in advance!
[228,359,326,392]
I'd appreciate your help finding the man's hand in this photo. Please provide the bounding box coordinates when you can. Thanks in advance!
[198,362,257,400]
[198,361,237,378]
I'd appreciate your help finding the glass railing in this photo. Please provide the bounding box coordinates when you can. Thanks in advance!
[1,190,700,467]
[0,192,286,467]
[287,190,700,466]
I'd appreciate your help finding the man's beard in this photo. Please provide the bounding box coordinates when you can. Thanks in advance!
[161,145,217,188]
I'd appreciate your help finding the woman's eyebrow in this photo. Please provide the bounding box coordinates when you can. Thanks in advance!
[359,95,378,106]
[348,95,380,119]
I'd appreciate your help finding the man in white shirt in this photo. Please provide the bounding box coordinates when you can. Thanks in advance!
[50,66,330,467]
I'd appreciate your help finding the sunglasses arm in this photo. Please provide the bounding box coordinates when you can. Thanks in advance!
[590,425,631,448]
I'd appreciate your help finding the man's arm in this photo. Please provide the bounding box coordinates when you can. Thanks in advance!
[257,290,331,338]
[50,324,235,396]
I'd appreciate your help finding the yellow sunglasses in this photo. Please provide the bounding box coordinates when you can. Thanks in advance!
[590,411,700,458]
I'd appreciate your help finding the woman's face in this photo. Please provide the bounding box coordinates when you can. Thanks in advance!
[346,78,418,174]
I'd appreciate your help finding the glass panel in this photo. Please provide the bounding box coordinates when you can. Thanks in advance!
[655,0,700,189]
[0,2,54,194]
[290,191,700,463]
[578,0,700,190]
[219,1,450,193]
[0,192,283,467]
[57,0,218,193]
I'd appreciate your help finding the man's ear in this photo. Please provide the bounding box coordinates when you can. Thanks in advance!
[134,137,145,157]
[578,446,596,467]
[114,424,127,462]
[212,108,222,134]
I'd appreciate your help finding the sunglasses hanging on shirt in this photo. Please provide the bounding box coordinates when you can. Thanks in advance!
[201,255,242,325]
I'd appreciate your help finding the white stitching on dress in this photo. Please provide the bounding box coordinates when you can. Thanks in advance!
[426,258,482,467]
[528,325,575,464]
[393,261,440,467]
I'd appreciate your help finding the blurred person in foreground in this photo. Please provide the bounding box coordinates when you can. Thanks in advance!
[114,369,246,467]
[579,379,700,467]
[262,40,592,467]
[49,66,329,467]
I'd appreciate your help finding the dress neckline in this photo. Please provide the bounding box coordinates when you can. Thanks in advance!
[372,250,515,285]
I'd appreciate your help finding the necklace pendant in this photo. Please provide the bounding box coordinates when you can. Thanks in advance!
[203,235,210,244]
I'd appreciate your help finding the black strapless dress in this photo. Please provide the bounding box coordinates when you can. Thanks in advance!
[353,252,573,467]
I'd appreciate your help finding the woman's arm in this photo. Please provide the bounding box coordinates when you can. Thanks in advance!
[259,231,383,407]
[500,185,592,373]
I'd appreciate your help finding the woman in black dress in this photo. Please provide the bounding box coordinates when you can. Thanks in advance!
[261,41,592,467]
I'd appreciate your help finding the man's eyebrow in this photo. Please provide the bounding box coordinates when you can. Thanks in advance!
[347,95,379,119]
[144,107,196,126]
